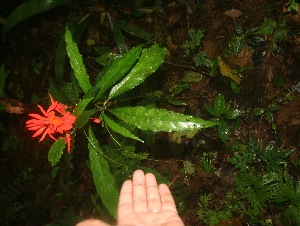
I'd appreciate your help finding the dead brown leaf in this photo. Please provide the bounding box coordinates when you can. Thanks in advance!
[1,98,26,114]
[223,9,243,19]
[228,44,254,68]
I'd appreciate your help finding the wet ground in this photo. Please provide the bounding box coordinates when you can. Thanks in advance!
[0,0,300,225]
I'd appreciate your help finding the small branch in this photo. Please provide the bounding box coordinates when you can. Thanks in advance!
[164,60,211,77]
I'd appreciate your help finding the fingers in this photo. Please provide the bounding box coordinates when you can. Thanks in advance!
[118,180,134,218]
[132,169,147,212]
[76,219,110,226]
[159,184,178,212]
[145,173,162,212]
[118,169,179,218]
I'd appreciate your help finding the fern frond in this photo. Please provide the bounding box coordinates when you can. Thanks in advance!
[284,205,300,226]
[199,193,212,208]
[256,18,276,35]
[183,29,205,55]
[272,26,289,45]
[236,172,272,215]
[194,52,212,68]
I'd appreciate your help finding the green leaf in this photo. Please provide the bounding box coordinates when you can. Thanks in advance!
[0,65,6,98]
[95,52,116,66]
[166,96,187,106]
[3,0,71,36]
[252,107,265,116]
[218,120,231,144]
[272,74,285,88]
[73,97,94,116]
[117,20,154,42]
[224,109,243,120]
[230,81,240,94]
[180,71,203,83]
[109,106,217,132]
[183,160,195,175]
[213,94,226,117]
[229,35,245,55]
[112,22,128,54]
[287,0,299,12]
[60,77,82,104]
[234,20,244,35]
[88,127,119,218]
[170,83,191,97]
[206,105,216,117]
[102,113,143,142]
[55,16,89,83]
[256,18,276,36]
[95,45,143,100]
[108,45,167,100]
[48,138,65,166]
[65,27,92,93]
[75,109,98,129]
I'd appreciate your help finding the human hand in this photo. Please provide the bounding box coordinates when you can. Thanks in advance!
[76,170,185,226]
[117,170,184,226]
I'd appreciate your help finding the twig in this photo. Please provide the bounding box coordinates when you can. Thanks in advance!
[164,60,211,77]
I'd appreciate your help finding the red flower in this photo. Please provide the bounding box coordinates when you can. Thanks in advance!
[26,94,77,153]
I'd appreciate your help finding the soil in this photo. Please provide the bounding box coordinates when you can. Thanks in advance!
[0,0,299,225]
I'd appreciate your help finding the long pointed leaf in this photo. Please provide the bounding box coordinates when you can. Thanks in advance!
[102,113,143,142]
[108,45,166,100]
[73,97,94,116]
[3,0,70,36]
[117,20,154,42]
[55,16,89,83]
[75,109,98,129]
[65,27,92,93]
[113,22,128,54]
[88,127,119,218]
[94,45,143,100]
[110,107,217,132]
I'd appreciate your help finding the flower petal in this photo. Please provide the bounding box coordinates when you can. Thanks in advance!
[26,125,44,130]
[91,117,101,124]
[27,113,48,120]
[32,126,47,138]
[37,105,50,117]
[47,94,58,113]
[65,133,72,153]
[55,103,68,115]
[39,127,51,141]
[26,118,47,125]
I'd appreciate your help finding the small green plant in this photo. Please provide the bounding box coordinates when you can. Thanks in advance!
[287,0,299,12]
[183,29,219,75]
[206,93,243,144]
[230,138,296,223]
[226,14,290,57]
[251,102,279,130]
[199,152,216,174]
[225,19,265,57]
[255,17,289,51]
[197,193,233,225]
[183,29,205,55]
[198,136,298,225]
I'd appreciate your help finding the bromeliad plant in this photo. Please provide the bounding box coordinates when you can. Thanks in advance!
[26,27,217,218]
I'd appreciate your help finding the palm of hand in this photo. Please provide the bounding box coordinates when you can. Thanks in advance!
[117,170,184,226]
[118,209,184,226]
